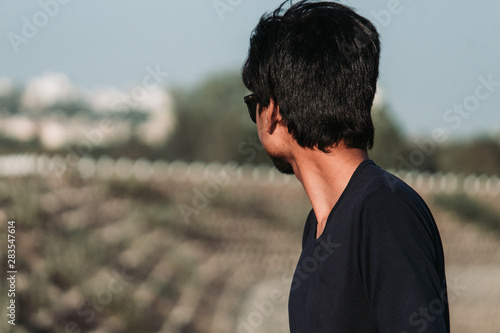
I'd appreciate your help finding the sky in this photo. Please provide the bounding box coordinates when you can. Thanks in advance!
[1,0,500,140]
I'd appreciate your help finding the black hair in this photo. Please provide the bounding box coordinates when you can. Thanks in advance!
[242,0,380,151]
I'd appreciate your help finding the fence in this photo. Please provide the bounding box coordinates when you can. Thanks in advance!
[0,153,499,197]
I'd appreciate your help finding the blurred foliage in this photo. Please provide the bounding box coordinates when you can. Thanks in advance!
[48,99,92,117]
[434,193,500,235]
[434,137,500,176]
[0,87,22,114]
[0,71,499,175]
[106,178,170,203]
[0,178,50,229]
[163,72,269,164]
[370,105,408,169]
[80,138,160,161]
[0,136,42,155]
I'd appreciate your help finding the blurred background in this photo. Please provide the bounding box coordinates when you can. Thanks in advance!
[0,0,499,332]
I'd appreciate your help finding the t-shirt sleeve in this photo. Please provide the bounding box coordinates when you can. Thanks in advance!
[358,188,449,333]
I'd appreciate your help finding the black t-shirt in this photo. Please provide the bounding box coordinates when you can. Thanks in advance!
[288,160,449,333]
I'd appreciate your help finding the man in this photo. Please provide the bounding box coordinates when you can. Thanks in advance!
[242,1,449,332]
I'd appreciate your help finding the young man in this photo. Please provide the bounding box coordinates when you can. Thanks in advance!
[242,1,449,332]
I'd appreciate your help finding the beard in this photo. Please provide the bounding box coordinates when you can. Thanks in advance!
[270,156,295,175]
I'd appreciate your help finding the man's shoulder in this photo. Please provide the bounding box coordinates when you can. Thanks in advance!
[349,161,432,217]
[352,160,417,200]
[353,162,437,232]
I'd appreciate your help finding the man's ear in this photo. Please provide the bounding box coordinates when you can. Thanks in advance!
[264,99,284,134]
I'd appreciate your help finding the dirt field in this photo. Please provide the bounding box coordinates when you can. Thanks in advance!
[0,171,498,332]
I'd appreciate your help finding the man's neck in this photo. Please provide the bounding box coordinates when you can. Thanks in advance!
[291,145,368,238]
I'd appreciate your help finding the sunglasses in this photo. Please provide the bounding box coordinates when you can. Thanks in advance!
[244,94,257,123]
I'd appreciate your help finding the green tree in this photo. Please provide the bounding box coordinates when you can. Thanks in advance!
[369,103,408,170]
[0,87,22,114]
[435,137,500,176]
[164,72,269,164]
